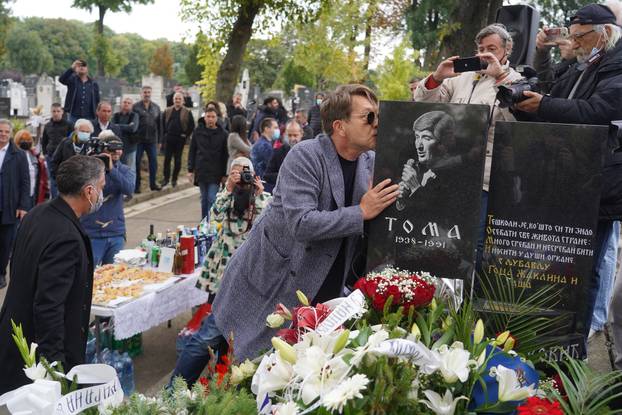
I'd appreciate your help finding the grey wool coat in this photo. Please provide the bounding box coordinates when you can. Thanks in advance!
[213,134,374,360]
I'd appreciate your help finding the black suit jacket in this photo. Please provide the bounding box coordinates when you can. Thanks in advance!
[92,121,123,141]
[264,143,291,186]
[0,142,30,224]
[0,197,94,394]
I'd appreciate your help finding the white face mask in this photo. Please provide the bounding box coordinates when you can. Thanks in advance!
[87,188,104,214]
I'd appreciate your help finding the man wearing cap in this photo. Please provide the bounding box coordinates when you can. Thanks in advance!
[59,60,100,124]
[80,131,135,266]
[515,3,622,351]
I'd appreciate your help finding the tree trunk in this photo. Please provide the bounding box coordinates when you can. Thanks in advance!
[439,0,491,60]
[487,0,503,24]
[362,0,377,76]
[215,1,261,103]
[96,5,106,77]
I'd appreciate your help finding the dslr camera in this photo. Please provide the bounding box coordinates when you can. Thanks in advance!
[496,66,541,108]
[232,166,257,219]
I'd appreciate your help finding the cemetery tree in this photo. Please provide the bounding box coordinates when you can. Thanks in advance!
[149,43,174,79]
[181,0,325,102]
[184,42,204,85]
[0,0,12,60]
[72,0,155,76]
[5,29,54,75]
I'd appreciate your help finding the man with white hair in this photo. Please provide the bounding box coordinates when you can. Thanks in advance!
[514,3,622,352]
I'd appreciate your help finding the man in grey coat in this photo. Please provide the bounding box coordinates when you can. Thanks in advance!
[169,84,399,387]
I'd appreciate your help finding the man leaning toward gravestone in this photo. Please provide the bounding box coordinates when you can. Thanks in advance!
[168,84,400,388]
[512,4,622,353]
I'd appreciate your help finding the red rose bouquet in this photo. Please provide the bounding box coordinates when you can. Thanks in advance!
[354,267,436,314]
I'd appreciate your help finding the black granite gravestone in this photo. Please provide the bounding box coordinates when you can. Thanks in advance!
[0,98,9,119]
[482,121,608,358]
[366,101,490,279]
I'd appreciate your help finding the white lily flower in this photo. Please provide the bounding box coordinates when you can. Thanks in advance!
[23,361,47,380]
[420,389,468,415]
[350,329,389,367]
[322,374,369,413]
[252,352,294,409]
[494,365,537,402]
[437,342,471,383]
[293,346,350,405]
[273,401,299,415]
[294,330,345,355]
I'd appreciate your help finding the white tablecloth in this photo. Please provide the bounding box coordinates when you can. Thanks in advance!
[91,271,208,340]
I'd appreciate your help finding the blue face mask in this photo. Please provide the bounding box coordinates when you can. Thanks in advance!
[273,128,281,140]
[77,131,90,142]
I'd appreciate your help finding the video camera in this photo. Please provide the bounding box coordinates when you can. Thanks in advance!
[87,138,124,155]
[496,65,541,108]
[87,138,124,172]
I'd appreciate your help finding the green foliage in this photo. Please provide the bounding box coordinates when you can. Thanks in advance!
[111,377,257,415]
[72,0,155,14]
[5,28,54,74]
[183,42,204,85]
[196,34,222,100]
[526,0,595,26]
[243,37,291,92]
[476,267,567,356]
[12,18,95,75]
[113,33,156,84]
[274,59,315,94]
[0,0,12,59]
[374,39,426,100]
[405,0,457,68]
[548,353,622,414]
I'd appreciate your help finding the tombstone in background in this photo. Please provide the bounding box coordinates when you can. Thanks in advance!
[7,80,28,116]
[0,97,10,118]
[23,75,38,111]
[54,76,67,108]
[481,120,607,360]
[235,68,250,108]
[36,74,55,116]
[366,101,490,280]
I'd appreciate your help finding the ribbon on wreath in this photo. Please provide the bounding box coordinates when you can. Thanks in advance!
[0,364,123,415]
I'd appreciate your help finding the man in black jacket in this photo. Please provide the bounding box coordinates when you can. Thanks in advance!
[113,97,140,173]
[0,155,104,394]
[133,86,162,192]
[0,119,29,289]
[307,92,324,138]
[514,3,622,345]
[59,60,100,123]
[165,84,194,108]
[92,101,122,140]
[41,103,73,198]
[162,92,195,188]
[264,121,303,189]
[187,108,228,221]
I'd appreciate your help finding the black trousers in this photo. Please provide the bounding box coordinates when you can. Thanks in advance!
[163,138,185,183]
[0,222,17,278]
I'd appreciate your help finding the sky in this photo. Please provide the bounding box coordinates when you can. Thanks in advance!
[11,0,197,42]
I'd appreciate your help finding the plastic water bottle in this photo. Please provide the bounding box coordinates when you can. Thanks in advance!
[121,352,135,396]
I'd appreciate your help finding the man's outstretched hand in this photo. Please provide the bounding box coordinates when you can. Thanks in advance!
[360,179,400,220]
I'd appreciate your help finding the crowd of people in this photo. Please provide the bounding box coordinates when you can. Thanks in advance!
[1,1,622,398]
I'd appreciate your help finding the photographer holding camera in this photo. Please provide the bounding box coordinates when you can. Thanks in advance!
[415,24,522,194]
[512,3,622,350]
[196,157,270,296]
[80,131,135,266]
